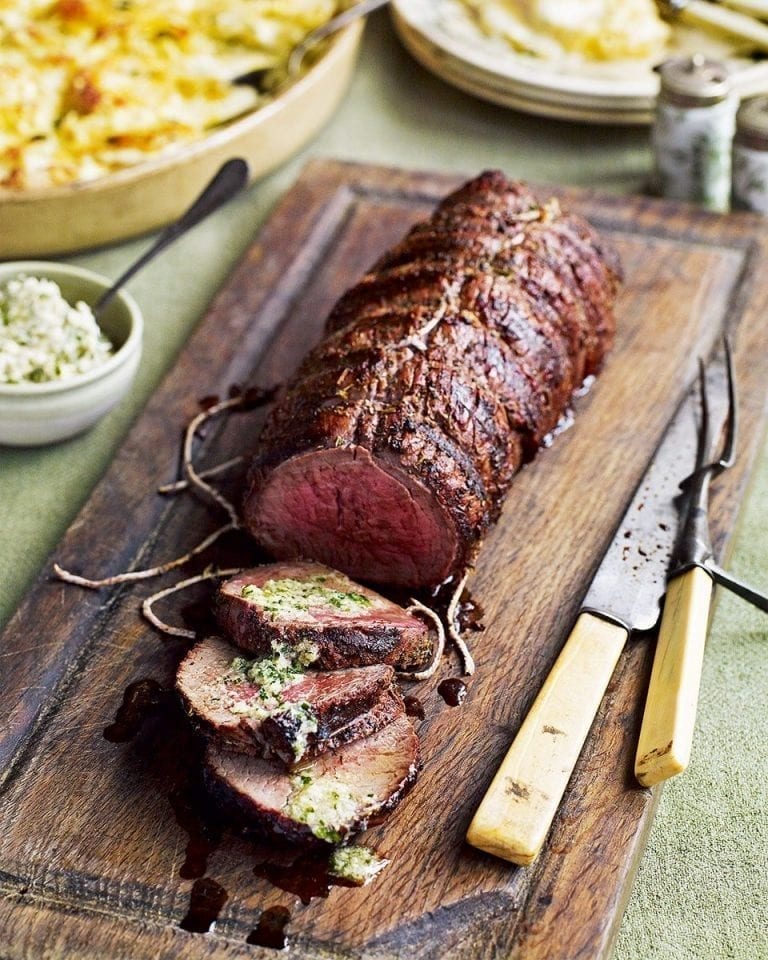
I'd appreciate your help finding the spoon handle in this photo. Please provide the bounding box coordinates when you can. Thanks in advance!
[288,0,390,75]
[94,157,249,314]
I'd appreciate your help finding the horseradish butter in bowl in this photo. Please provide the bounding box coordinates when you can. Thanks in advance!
[0,262,143,446]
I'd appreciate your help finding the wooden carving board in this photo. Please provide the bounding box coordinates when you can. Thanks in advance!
[2,161,768,960]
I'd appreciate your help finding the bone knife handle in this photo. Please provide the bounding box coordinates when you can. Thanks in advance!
[466,612,628,866]
[635,566,713,787]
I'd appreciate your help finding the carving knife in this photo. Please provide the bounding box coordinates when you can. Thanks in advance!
[466,366,713,867]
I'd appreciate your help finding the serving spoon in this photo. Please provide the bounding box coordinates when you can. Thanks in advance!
[94,157,249,316]
[287,0,391,76]
[235,0,390,90]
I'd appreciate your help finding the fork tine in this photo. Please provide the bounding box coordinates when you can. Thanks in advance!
[680,339,736,493]
[696,356,710,474]
[287,40,307,78]
[678,361,708,495]
[714,336,738,472]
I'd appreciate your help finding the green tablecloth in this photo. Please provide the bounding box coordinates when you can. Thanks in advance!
[1,12,765,958]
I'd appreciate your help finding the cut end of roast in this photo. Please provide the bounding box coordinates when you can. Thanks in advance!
[176,635,404,766]
[215,561,433,671]
[204,712,420,844]
[243,446,459,588]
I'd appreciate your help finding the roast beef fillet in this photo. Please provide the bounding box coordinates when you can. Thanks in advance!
[242,171,621,588]
[176,635,403,766]
[205,712,420,844]
[215,562,432,670]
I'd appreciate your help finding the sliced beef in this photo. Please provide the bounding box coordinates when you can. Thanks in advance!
[176,635,403,766]
[205,712,420,844]
[215,562,432,670]
[242,171,621,588]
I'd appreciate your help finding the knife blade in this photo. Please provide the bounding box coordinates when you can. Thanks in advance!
[466,365,712,867]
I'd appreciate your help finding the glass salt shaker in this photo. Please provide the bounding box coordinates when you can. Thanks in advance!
[732,96,768,214]
[652,54,737,212]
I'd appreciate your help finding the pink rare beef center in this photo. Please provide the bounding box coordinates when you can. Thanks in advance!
[248,447,459,587]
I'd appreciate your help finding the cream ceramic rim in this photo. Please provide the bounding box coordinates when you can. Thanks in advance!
[0,21,363,256]
[396,19,654,110]
[0,261,143,396]
[401,38,655,124]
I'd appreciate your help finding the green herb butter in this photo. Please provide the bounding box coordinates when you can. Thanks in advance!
[328,846,390,886]
[223,641,318,759]
[241,575,373,621]
[0,274,113,385]
[283,775,376,844]
[278,700,319,760]
[229,643,303,699]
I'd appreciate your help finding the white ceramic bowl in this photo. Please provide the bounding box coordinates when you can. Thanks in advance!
[0,261,143,446]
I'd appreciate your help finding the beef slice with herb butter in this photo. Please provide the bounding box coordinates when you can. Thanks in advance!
[215,562,432,670]
[204,712,420,844]
[176,635,404,766]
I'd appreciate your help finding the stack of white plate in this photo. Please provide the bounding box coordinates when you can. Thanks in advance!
[392,0,768,124]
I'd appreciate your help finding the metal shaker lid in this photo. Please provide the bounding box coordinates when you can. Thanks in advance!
[736,95,768,141]
[657,54,731,106]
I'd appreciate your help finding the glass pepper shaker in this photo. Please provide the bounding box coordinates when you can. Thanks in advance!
[652,54,737,212]
[732,95,768,213]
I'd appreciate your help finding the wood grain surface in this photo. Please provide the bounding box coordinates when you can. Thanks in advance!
[2,160,768,960]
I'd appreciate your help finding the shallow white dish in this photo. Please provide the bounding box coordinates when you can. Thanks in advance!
[392,0,767,124]
[0,262,143,446]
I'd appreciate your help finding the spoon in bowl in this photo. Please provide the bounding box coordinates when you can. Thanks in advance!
[287,0,391,77]
[93,157,249,316]
[235,0,390,90]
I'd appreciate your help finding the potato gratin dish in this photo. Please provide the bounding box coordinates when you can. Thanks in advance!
[0,0,337,190]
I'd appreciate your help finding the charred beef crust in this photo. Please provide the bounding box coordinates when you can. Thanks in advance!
[203,760,420,846]
[261,688,404,765]
[202,766,311,845]
[243,171,621,584]
[214,593,432,671]
[176,635,408,765]
[203,715,421,845]
[182,686,404,767]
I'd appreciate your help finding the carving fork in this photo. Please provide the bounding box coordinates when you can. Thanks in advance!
[635,340,768,786]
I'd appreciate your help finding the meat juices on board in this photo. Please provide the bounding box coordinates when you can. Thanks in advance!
[103,678,168,743]
[437,678,468,707]
[179,877,229,934]
[247,906,291,948]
